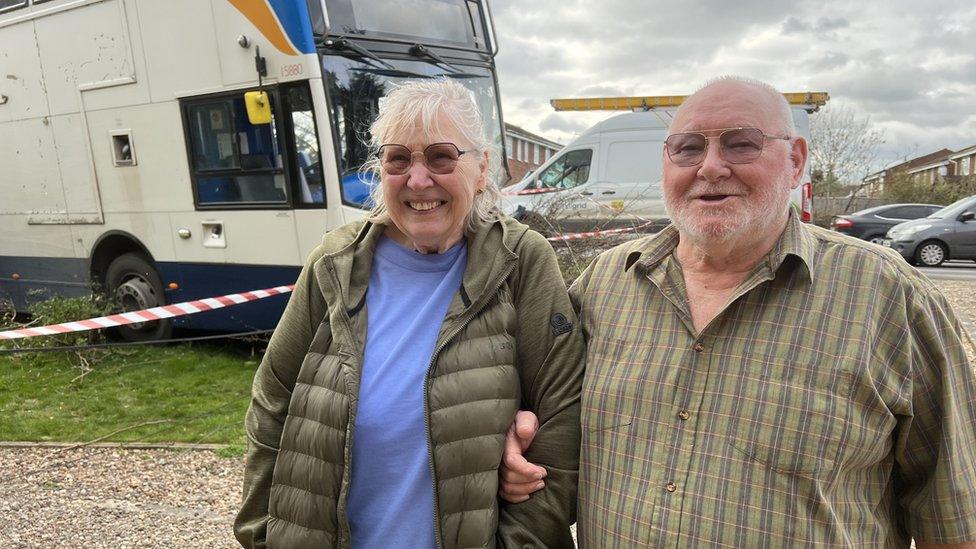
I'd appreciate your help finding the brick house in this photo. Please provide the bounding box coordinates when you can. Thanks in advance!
[503,123,562,185]
[950,145,976,178]
[862,148,956,194]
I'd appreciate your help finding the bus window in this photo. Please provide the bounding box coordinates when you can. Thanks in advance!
[323,0,482,50]
[183,95,288,207]
[283,84,326,207]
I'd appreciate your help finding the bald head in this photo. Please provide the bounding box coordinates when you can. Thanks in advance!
[671,77,795,137]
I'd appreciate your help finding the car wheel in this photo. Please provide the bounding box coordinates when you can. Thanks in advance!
[104,253,172,341]
[866,235,886,245]
[914,240,948,267]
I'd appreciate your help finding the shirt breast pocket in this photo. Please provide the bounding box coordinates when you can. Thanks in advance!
[581,337,647,433]
[726,361,854,478]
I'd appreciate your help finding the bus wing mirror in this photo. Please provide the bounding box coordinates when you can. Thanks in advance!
[244,91,272,125]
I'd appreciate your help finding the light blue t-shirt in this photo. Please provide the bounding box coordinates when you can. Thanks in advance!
[347,235,468,549]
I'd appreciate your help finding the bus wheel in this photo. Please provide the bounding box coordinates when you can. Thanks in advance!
[105,253,172,341]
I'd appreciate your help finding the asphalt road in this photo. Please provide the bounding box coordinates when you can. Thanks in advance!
[916,260,976,281]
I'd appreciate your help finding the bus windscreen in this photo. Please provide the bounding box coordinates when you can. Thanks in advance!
[323,0,486,50]
[323,55,502,208]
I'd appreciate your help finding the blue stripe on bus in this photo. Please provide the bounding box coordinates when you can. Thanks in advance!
[0,256,300,333]
[158,262,300,331]
[268,0,315,55]
[0,256,89,311]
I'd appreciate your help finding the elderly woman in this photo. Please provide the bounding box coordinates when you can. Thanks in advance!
[234,79,584,549]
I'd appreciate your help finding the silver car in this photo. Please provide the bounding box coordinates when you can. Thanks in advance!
[885,195,976,266]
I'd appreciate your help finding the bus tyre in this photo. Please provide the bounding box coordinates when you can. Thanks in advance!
[105,253,172,341]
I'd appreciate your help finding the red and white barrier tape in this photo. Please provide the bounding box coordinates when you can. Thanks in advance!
[547,221,655,242]
[503,187,561,196]
[0,285,295,340]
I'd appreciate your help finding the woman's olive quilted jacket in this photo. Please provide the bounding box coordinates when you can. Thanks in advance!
[234,215,584,548]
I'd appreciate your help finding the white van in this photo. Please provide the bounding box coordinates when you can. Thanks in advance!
[501,95,823,228]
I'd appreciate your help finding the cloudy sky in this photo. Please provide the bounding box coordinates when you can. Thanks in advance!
[490,0,976,172]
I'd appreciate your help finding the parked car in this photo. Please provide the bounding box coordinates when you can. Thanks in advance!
[884,195,976,266]
[829,203,942,244]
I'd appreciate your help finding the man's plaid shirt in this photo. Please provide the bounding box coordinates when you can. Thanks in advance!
[570,212,976,547]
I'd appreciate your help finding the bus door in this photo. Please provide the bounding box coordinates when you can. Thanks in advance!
[170,83,326,308]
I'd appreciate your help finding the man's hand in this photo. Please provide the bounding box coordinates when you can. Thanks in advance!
[499,410,547,503]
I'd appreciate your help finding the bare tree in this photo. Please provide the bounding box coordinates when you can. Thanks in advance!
[809,104,885,209]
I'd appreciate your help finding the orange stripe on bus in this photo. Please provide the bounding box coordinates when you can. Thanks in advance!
[227,0,298,56]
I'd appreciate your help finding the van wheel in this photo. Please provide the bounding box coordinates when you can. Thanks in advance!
[105,253,172,341]
[866,235,886,245]
[914,240,947,267]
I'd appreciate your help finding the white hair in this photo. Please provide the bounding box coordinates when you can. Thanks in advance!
[689,75,796,136]
[363,78,501,230]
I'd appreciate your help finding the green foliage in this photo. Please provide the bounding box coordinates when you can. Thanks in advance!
[0,343,257,447]
[0,291,119,373]
[0,291,114,356]
[552,234,632,285]
[811,169,847,198]
[882,174,976,205]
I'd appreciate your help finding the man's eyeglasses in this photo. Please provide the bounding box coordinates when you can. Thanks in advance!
[377,143,469,175]
[664,127,791,167]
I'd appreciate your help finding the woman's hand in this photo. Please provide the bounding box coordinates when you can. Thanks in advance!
[499,410,547,503]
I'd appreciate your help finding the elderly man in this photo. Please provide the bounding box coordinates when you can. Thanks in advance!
[501,77,976,547]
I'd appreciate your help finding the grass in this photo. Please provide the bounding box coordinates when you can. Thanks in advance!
[0,342,258,452]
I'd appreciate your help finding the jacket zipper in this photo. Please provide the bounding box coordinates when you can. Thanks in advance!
[423,260,516,549]
[325,259,361,549]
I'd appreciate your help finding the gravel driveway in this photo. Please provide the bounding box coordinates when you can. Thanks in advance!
[2,279,974,548]
[0,447,242,548]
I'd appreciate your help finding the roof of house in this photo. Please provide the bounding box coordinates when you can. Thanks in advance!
[863,147,975,182]
[891,148,955,172]
[504,123,563,149]
[907,159,952,175]
[950,145,976,159]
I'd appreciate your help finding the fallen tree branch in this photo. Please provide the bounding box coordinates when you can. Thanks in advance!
[51,419,174,454]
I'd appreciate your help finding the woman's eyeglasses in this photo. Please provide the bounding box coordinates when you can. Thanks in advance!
[664,127,791,167]
[377,143,469,175]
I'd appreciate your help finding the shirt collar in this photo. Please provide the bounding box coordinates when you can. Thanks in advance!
[631,208,815,282]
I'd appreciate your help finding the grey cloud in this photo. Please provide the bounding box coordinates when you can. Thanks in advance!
[916,26,976,51]
[782,16,849,34]
[538,113,591,134]
[575,84,629,97]
[811,51,850,71]
[814,17,850,31]
[782,16,810,34]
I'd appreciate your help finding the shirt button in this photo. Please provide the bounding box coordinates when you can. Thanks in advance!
[693,343,704,353]
[666,482,677,493]
[678,410,690,421]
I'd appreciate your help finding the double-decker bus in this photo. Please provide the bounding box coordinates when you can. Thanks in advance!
[0,0,506,339]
